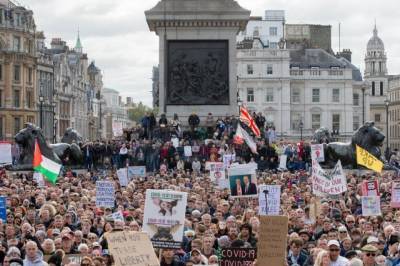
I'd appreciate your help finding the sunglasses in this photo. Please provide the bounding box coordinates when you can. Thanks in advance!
[329,249,340,252]
[366,253,376,257]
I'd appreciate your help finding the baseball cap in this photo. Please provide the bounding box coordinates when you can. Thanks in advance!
[327,240,340,248]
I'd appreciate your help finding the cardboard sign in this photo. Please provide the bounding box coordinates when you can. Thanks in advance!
[220,248,257,266]
[117,168,128,187]
[362,180,379,196]
[258,216,288,266]
[107,231,159,266]
[96,181,115,208]
[311,160,347,196]
[311,144,325,162]
[0,142,12,165]
[209,162,225,182]
[258,185,281,215]
[361,196,381,216]
[142,189,187,249]
[0,196,6,222]
[184,146,192,157]
[228,164,258,198]
[279,155,287,170]
[392,182,400,208]
[128,166,146,178]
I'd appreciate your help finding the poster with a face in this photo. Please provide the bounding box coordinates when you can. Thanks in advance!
[143,190,187,249]
[228,164,258,198]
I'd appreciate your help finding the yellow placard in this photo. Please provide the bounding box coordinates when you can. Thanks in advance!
[356,145,383,173]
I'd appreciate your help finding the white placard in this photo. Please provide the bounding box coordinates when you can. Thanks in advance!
[112,122,123,137]
[128,166,146,178]
[311,144,325,162]
[279,155,287,170]
[209,162,225,182]
[311,160,347,196]
[33,172,45,188]
[258,185,281,215]
[96,181,115,208]
[117,168,128,187]
[107,211,124,222]
[0,142,12,165]
[184,146,192,157]
[361,196,381,216]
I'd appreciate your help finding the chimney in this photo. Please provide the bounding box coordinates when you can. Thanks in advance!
[337,49,352,62]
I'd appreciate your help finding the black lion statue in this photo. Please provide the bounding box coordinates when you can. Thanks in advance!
[14,123,83,170]
[322,121,385,168]
[14,123,62,170]
[61,128,83,144]
[313,127,332,144]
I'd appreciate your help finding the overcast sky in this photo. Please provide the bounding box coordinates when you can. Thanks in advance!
[21,0,400,107]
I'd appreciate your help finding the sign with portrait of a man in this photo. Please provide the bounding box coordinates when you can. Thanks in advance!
[228,164,258,198]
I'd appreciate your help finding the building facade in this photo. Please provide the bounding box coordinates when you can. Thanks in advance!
[87,61,103,140]
[388,76,400,150]
[102,88,130,139]
[0,2,37,141]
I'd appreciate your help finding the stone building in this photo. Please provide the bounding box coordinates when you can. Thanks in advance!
[102,88,130,139]
[0,1,36,141]
[388,76,400,150]
[285,24,333,54]
[87,61,103,140]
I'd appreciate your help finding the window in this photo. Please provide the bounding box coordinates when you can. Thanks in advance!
[311,67,320,76]
[247,88,254,102]
[353,116,360,131]
[353,93,359,106]
[375,114,381,122]
[267,65,273,75]
[13,36,20,52]
[0,117,3,139]
[332,114,340,132]
[269,42,277,49]
[312,114,321,131]
[247,64,253,75]
[380,81,384,96]
[291,88,300,103]
[13,90,20,108]
[28,68,33,83]
[253,27,259,37]
[269,27,277,36]
[312,88,320,103]
[372,81,375,96]
[379,62,382,73]
[27,116,34,123]
[14,65,20,82]
[332,88,340,103]
[26,90,32,108]
[14,117,21,135]
[291,112,301,130]
[266,88,274,102]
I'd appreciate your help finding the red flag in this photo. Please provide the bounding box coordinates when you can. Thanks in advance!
[33,139,43,168]
[240,107,261,137]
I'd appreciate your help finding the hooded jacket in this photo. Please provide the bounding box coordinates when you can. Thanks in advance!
[23,250,48,266]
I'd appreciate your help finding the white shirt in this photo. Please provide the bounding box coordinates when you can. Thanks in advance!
[330,256,349,266]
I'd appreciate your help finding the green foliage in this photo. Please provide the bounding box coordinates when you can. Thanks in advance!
[127,102,157,122]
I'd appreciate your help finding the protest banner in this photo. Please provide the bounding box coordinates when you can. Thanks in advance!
[184,146,192,157]
[128,166,146,178]
[228,163,258,197]
[258,216,288,266]
[96,181,115,208]
[258,185,281,215]
[311,144,325,162]
[356,145,383,173]
[62,254,83,265]
[209,162,225,182]
[311,160,347,196]
[143,189,187,249]
[107,231,159,266]
[33,172,46,188]
[362,180,379,196]
[0,142,12,165]
[112,121,123,137]
[279,154,287,170]
[0,196,6,222]
[361,196,381,216]
[117,168,128,187]
[391,181,400,208]
[220,248,257,266]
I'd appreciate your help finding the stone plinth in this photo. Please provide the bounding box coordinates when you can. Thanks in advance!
[145,0,250,124]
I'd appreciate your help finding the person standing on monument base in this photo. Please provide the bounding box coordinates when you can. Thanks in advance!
[188,113,200,139]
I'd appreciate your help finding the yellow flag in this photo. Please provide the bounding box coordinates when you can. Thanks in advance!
[356,145,383,173]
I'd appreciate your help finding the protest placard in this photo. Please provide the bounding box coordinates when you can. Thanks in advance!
[0,142,12,165]
[361,196,381,216]
[107,231,159,266]
[279,155,287,170]
[171,137,179,148]
[62,254,83,265]
[356,145,383,173]
[143,189,187,249]
[362,180,379,196]
[209,162,225,182]
[184,146,192,157]
[258,216,288,266]
[33,172,46,188]
[311,144,325,162]
[392,181,400,208]
[258,185,281,215]
[223,154,235,169]
[228,164,258,198]
[107,211,124,222]
[117,168,128,187]
[112,122,123,137]
[96,181,115,208]
[311,160,347,196]
[128,166,146,178]
[0,196,6,222]
[220,248,257,266]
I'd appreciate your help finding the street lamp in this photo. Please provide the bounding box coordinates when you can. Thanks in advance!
[237,96,243,115]
[299,120,304,141]
[39,94,44,129]
[361,84,366,124]
[384,99,390,160]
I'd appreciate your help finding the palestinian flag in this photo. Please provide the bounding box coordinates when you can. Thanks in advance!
[33,139,61,184]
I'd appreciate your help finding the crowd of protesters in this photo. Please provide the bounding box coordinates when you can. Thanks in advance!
[3,112,400,266]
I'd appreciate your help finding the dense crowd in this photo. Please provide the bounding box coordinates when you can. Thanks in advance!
[3,113,400,266]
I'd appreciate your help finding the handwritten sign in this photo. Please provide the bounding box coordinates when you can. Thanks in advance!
[258,216,288,266]
[96,181,115,208]
[311,160,347,196]
[107,231,159,266]
[311,144,325,162]
[361,196,381,216]
[258,185,281,215]
[220,248,257,266]
[392,182,400,208]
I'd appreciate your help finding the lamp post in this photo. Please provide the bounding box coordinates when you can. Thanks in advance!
[361,85,366,124]
[39,95,44,129]
[237,96,243,116]
[299,120,304,141]
[385,99,390,160]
